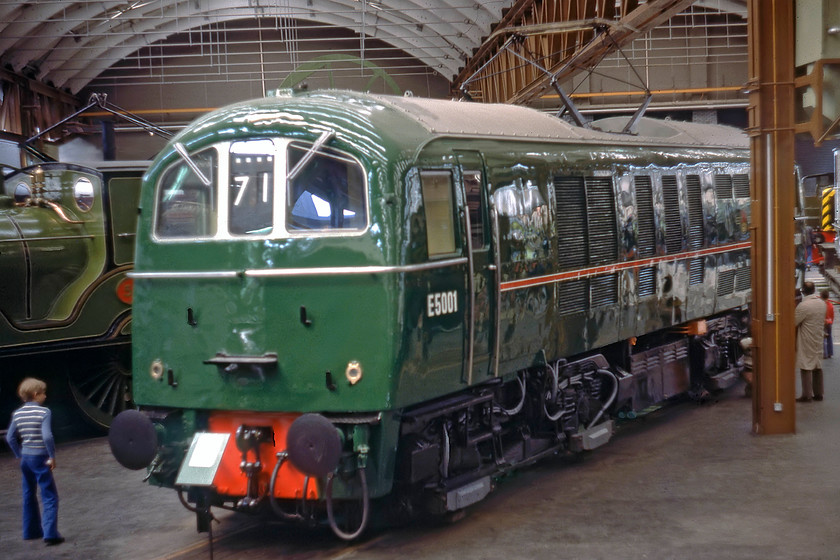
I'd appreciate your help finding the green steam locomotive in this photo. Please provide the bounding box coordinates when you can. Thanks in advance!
[109,89,751,539]
[1,154,146,428]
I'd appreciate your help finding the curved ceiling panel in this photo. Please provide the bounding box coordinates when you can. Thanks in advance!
[0,0,507,94]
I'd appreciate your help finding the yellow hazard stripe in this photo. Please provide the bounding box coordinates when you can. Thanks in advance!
[822,187,835,231]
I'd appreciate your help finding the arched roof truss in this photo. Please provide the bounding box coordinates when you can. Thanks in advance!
[0,0,508,94]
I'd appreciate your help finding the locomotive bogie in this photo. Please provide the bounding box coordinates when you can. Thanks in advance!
[111,90,753,539]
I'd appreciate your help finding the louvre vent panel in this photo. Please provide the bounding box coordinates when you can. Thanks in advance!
[638,266,656,297]
[717,269,736,296]
[635,176,656,258]
[715,174,733,199]
[689,257,705,285]
[662,175,682,254]
[555,176,587,269]
[585,177,618,265]
[736,265,751,292]
[558,279,587,315]
[590,273,618,307]
[686,175,704,250]
[733,174,750,198]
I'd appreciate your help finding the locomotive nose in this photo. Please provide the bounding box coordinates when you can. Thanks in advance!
[285,413,342,477]
[109,409,158,470]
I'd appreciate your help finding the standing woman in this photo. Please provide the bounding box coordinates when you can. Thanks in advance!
[796,282,826,402]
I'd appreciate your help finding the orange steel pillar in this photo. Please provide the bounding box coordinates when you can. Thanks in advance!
[747,0,796,434]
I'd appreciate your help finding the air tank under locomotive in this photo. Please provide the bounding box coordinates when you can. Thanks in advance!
[109,89,751,539]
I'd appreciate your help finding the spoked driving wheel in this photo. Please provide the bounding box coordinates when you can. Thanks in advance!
[68,348,133,429]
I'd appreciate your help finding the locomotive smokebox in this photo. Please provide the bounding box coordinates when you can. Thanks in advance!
[285,413,342,477]
[109,409,158,470]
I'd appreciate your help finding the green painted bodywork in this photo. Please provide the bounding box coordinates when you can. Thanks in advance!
[132,90,751,499]
[0,164,143,353]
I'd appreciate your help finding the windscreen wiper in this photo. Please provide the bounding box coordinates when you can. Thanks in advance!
[174,142,212,186]
[286,129,335,182]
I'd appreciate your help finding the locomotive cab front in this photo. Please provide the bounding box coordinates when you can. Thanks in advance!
[132,135,390,409]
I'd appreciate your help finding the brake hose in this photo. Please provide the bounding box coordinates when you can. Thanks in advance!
[326,468,369,541]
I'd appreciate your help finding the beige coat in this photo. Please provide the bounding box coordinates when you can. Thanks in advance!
[796,294,826,370]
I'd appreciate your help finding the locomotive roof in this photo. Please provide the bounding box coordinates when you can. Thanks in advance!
[362,92,749,151]
[173,89,748,154]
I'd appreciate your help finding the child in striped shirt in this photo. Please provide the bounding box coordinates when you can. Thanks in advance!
[5,377,64,546]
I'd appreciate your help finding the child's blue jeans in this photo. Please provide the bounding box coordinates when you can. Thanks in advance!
[20,454,60,541]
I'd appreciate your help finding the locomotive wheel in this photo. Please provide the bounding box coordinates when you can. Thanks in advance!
[68,349,133,429]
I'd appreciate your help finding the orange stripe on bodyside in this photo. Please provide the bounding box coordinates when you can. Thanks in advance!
[500,241,752,292]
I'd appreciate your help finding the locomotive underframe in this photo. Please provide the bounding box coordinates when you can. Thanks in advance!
[392,309,748,517]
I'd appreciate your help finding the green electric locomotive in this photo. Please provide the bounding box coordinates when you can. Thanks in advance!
[1,158,147,428]
[109,89,751,539]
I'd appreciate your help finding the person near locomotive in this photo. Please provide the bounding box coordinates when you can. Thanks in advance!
[796,281,826,402]
[4,378,64,546]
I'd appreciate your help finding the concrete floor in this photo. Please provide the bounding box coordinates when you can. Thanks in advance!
[2,376,838,560]
[2,309,840,559]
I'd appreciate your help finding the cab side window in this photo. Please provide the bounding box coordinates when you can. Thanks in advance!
[420,170,457,257]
